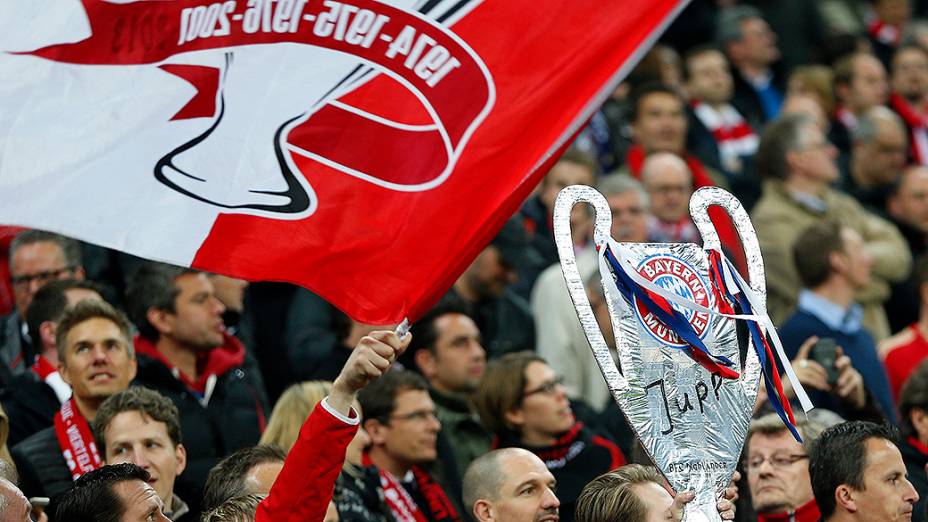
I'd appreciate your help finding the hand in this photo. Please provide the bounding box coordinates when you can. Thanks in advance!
[717,472,739,520]
[667,491,694,521]
[834,348,866,409]
[788,336,830,393]
[330,330,411,415]
[666,474,739,521]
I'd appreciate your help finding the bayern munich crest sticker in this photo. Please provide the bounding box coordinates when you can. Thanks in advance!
[633,254,714,348]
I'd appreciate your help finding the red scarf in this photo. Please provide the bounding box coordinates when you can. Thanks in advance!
[53,399,102,481]
[362,453,461,522]
[625,146,747,273]
[890,93,928,165]
[691,101,757,173]
[757,498,821,522]
[868,17,901,47]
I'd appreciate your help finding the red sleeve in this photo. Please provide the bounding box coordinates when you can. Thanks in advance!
[255,401,359,522]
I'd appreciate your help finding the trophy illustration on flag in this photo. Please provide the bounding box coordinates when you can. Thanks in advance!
[554,185,812,521]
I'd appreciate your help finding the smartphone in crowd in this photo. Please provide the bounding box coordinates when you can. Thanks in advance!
[810,337,839,384]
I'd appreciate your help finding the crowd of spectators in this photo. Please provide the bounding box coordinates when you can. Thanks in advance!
[6,1,928,521]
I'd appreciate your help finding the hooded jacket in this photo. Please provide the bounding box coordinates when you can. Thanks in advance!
[132,333,269,514]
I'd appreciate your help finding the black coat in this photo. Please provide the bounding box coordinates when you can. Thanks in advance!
[131,344,269,515]
[11,427,71,504]
[1,372,60,446]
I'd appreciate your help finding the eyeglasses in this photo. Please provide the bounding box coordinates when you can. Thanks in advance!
[524,376,565,397]
[11,266,76,290]
[745,454,808,471]
[388,409,439,423]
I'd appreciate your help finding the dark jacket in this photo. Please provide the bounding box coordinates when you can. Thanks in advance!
[334,464,391,522]
[430,388,491,484]
[10,426,72,503]
[132,333,269,513]
[1,371,60,446]
[0,313,29,387]
[779,309,896,424]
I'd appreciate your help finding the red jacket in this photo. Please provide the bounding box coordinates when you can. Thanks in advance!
[256,400,358,522]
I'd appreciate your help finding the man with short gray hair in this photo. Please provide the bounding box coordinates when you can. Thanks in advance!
[840,106,908,212]
[0,230,85,386]
[751,113,910,340]
[745,411,841,522]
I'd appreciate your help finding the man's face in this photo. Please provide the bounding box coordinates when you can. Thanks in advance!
[163,273,226,351]
[686,50,733,105]
[837,227,873,289]
[746,430,814,513]
[540,161,595,216]
[892,47,928,101]
[847,438,918,521]
[375,389,441,466]
[243,460,284,495]
[849,56,889,113]
[855,119,907,186]
[10,240,81,315]
[792,124,839,184]
[60,318,137,404]
[113,479,170,522]
[508,362,574,444]
[104,411,186,510]
[425,313,486,394]
[889,167,928,231]
[489,451,559,522]
[642,165,692,224]
[607,191,649,243]
[633,481,675,522]
[462,246,516,300]
[736,18,779,67]
[633,93,687,155]
[0,479,33,522]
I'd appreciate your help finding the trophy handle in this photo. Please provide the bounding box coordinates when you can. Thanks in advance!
[689,186,763,397]
[553,185,628,393]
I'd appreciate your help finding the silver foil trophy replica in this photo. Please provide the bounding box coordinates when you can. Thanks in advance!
[554,185,774,522]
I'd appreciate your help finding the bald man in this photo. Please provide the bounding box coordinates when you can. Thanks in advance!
[639,152,698,244]
[463,448,559,522]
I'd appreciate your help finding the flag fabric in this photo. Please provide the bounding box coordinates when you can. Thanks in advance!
[0,0,690,324]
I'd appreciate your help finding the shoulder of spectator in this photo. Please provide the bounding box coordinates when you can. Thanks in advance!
[878,327,917,360]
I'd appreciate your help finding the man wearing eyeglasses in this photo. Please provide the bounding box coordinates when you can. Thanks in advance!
[354,369,463,522]
[0,230,84,385]
[0,230,84,386]
[745,411,839,521]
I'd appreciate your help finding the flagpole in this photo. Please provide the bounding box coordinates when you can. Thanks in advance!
[395,318,411,338]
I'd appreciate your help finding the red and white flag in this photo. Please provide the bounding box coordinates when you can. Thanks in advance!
[0,0,689,324]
